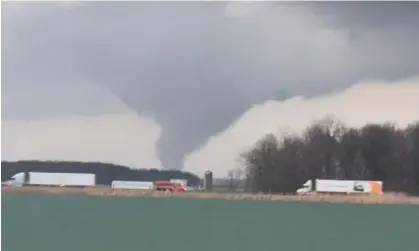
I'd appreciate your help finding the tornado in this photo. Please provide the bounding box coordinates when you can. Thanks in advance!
[3,2,419,170]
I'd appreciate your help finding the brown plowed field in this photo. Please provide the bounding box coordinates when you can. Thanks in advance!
[2,186,419,205]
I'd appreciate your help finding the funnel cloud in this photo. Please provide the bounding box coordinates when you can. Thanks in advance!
[2,2,419,173]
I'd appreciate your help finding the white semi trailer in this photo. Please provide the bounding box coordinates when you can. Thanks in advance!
[296,179,383,195]
[111,180,154,190]
[4,172,96,187]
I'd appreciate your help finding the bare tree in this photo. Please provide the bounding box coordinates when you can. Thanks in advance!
[406,121,419,193]
[241,116,419,195]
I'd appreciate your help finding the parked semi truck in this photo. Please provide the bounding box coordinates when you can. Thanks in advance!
[3,172,96,187]
[153,180,187,191]
[111,180,154,190]
[296,179,383,195]
[111,180,196,191]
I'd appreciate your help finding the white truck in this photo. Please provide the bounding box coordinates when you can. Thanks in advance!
[170,179,187,186]
[111,180,154,190]
[3,172,96,187]
[170,179,195,191]
[296,179,383,195]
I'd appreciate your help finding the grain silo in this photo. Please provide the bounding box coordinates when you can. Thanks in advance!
[203,171,213,192]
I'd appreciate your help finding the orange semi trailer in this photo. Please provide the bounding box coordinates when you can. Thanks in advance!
[153,180,187,191]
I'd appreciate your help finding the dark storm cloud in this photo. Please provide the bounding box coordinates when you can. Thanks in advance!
[310,2,419,29]
[2,2,419,169]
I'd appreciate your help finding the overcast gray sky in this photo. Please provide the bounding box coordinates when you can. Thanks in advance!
[2,2,419,176]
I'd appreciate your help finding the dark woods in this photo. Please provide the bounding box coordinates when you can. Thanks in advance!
[241,117,419,195]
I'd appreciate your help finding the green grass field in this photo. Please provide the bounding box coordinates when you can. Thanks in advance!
[2,192,418,251]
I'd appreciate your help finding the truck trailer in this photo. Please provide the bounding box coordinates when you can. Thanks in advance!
[153,180,187,191]
[296,179,383,195]
[111,180,154,190]
[4,172,96,187]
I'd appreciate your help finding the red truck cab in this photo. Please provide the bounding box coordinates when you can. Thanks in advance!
[153,180,186,191]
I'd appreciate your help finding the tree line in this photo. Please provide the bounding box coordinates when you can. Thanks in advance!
[240,116,419,195]
[1,161,201,187]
